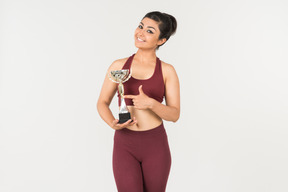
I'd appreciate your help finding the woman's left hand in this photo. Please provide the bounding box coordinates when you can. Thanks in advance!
[124,85,154,110]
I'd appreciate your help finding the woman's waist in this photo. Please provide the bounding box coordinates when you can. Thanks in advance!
[114,122,166,143]
[122,121,165,134]
[125,106,162,131]
[126,120,163,131]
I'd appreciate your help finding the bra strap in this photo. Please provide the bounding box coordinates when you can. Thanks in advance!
[122,54,135,70]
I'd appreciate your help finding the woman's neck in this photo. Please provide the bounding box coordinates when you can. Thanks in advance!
[135,49,157,63]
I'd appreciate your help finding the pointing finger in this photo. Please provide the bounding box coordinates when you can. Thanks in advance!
[138,85,144,94]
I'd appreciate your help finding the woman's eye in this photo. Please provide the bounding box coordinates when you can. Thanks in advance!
[138,25,143,29]
[147,30,154,34]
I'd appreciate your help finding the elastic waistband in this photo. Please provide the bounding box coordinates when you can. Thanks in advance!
[118,122,165,136]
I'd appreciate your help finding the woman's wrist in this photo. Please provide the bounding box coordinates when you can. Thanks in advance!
[148,98,157,109]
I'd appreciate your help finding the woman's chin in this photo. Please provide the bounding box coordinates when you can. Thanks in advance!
[134,43,144,49]
[134,43,155,50]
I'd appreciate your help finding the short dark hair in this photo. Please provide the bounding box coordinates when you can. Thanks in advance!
[143,11,177,49]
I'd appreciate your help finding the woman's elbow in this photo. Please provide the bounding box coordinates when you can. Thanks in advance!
[172,110,180,122]
[172,116,179,123]
[96,99,101,112]
[97,99,108,113]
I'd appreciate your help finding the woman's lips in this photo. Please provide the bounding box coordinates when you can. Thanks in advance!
[137,37,145,42]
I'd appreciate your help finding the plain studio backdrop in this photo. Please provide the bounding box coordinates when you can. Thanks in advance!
[0,0,288,191]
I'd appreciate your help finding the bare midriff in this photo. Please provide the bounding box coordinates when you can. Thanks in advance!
[124,105,163,131]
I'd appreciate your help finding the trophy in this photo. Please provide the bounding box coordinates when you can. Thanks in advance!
[109,69,132,124]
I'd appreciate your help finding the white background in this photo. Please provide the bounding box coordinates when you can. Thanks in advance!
[1,0,288,191]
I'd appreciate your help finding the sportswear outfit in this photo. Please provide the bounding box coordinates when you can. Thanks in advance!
[113,54,171,192]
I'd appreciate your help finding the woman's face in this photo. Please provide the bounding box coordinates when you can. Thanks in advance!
[134,17,166,50]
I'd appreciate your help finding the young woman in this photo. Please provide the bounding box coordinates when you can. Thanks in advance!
[97,11,180,192]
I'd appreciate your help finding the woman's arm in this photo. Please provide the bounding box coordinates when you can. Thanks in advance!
[124,63,180,122]
[97,59,137,129]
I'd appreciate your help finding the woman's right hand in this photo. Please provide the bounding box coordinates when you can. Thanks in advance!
[111,117,137,130]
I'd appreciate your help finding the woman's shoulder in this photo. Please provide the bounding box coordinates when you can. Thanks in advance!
[108,56,130,71]
[160,60,178,84]
[160,60,177,74]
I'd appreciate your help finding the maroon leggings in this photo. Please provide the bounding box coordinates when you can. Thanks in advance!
[113,123,171,192]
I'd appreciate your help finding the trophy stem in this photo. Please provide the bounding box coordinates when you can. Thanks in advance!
[119,97,129,114]
[118,83,124,99]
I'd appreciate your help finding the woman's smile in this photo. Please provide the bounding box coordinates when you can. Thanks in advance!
[136,37,145,42]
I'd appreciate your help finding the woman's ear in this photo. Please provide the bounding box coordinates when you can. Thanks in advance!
[157,38,167,46]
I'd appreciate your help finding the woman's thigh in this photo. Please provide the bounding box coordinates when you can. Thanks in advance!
[113,134,143,192]
[141,130,172,192]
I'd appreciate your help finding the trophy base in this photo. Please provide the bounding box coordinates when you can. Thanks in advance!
[118,112,132,124]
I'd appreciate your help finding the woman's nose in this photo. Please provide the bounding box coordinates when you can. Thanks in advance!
[138,29,143,36]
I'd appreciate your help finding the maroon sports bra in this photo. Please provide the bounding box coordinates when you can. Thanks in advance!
[117,54,165,106]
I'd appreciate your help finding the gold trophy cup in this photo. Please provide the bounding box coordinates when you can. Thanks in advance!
[109,69,132,124]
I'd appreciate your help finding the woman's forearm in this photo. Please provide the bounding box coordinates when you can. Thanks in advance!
[97,102,115,128]
[149,99,180,122]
